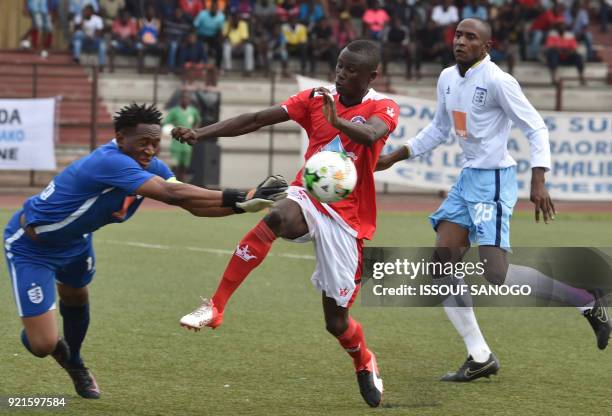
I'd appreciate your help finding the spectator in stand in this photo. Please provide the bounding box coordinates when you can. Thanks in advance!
[70,0,100,18]
[99,0,125,28]
[517,0,541,20]
[155,0,178,20]
[163,6,192,72]
[251,19,289,76]
[230,0,253,19]
[72,5,106,69]
[136,4,163,72]
[565,0,593,60]
[348,0,367,36]
[412,18,452,77]
[528,2,565,60]
[362,0,389,40]
[545,18,585,85]
[24,0,54,58]
[461,0,488,20]
[601,0,611,33]
[203,0,227,12]
[383,0,409,26]
[222,13,255,75]
[109,8,138,71]
[163,90,201,182]
[253,0,278,26]
[309,17,337,78]
[123,0,144,18]
[431,0,459,28]
[333,10,356,50]
[180,0,204,21]
[276,0,299,23]
[178,30,208,81]
[194,0,226,69]
[281,14,308,74]
[490,15,519,74]
[299,0,325,30]
[381,15,413,79]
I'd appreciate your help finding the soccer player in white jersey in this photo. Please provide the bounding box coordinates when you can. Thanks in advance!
[377,18,610,381]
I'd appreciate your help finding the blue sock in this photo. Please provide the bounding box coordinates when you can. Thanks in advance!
[59,301,90,366]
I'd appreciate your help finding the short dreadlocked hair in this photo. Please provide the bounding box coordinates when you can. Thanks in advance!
[113,103,163,133]
[345,40,381,71]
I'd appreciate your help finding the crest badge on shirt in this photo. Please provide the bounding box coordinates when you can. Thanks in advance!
[472,87,487,106]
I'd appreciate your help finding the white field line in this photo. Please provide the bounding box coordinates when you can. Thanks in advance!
[98,239,315,261]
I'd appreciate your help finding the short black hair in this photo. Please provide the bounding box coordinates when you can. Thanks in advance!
[113,103,163,133]
[461,18,492,42]
[345,40,381,71]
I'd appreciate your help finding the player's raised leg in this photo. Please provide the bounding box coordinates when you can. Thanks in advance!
[180,197,308,330]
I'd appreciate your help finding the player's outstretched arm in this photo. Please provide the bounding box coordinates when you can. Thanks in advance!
[375,145,411,171]
[172,107,290,145]
[530,167,556,224]
[135,175,288,216]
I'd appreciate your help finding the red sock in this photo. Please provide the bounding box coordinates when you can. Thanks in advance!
[31,30,39,49]
[212,221,276,312]
[337,317,372,371]
[43,33,53,49]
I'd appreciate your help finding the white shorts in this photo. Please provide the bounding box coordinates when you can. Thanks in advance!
[285,186,362,308]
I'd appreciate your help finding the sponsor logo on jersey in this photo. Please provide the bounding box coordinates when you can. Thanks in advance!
[27,284,44,304]
[350,115,366,124]
[339,287,350,297]
[446,86,451,95]
[473,87,488,106]
[386,106,395,118]
[235,245,257,262]
[320,136,357,160]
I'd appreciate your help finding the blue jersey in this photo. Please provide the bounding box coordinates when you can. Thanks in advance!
[14,140,173,245]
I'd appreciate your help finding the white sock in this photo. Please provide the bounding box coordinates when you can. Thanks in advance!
[442,276,491,363]
[505,264,594,313]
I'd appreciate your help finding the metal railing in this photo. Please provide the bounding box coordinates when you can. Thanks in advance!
[0,60,608,188]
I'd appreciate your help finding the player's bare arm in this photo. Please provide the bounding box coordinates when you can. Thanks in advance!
[172,107,290,145]
[375,145,411,171]
[315,87,389,147]
[530,167,556,224]
[135,175,288,216]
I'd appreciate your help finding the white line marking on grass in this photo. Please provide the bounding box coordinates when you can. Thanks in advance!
[99,239,315,261]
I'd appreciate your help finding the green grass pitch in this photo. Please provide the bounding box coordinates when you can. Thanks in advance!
[1,209,611,415]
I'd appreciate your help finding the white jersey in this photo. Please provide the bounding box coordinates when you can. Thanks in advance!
[406,55,551,170]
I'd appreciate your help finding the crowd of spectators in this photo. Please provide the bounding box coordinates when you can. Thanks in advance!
[20,0,611,83]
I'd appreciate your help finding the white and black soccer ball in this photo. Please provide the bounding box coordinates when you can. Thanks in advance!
[302,151,357,203]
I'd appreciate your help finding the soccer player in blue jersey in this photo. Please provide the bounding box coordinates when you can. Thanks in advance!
[3,103,287,399]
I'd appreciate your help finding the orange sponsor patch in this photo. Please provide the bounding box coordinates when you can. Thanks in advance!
[452,110,468,138]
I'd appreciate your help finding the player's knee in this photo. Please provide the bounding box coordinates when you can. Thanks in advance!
[483,262,508,285]
[58,287,89,306]
[325,319,348,337]
[28,335,59,357]
[263,208,283,235]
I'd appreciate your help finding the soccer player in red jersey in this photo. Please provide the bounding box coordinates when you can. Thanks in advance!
[173,39,399,407]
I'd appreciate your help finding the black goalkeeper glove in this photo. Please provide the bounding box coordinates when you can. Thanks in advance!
[222,175,289,213]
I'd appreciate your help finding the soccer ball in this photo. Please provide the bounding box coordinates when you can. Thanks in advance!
[303,151,357,203]
[161,124,174,141]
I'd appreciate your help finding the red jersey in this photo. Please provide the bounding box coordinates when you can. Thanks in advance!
[282,87,399,240]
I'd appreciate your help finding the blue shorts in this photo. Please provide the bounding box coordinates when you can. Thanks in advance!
[429,167,518,249]
[4,212,96,318]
